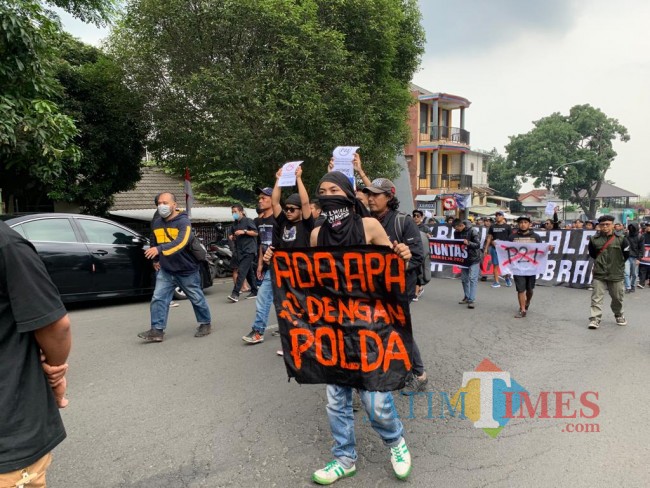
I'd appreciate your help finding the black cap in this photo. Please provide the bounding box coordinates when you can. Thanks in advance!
[256,187,273,196]
[516,215,531,222]
[598,215,615,223]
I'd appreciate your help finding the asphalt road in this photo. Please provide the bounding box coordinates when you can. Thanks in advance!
[48,278,649,488]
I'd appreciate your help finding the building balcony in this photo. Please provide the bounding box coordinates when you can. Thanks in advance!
[419,125,470,145]
[418,174,473,190]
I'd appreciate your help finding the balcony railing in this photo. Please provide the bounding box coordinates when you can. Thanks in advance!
[418,173,473,190]
[419,125,470,145]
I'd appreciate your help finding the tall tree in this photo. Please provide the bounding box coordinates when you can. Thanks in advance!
[506,104,629,219]
[0,0,116,212]
[485,148,521,200]
[49,35,149,214]
[109,0,425,200]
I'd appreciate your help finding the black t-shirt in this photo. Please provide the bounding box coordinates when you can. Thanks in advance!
[273,213,314,249]
[255,215,277,272]
[0,222,67,473]
[232,217,258,255]
[508,230,542,244]
[488,223,512,246]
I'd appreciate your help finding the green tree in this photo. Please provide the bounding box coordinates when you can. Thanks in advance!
[109,0,425,201]
[485,148,521,200]
[47,35,148,214]
[0,0,116,212]
[506,104,629,219]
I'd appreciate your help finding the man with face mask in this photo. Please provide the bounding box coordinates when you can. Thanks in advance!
[139,192,212,342]
[227,205,259,302]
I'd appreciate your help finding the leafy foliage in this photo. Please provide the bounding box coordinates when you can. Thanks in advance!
[485,148,521,200]
[506,104,629,219]
[109,0,425,202]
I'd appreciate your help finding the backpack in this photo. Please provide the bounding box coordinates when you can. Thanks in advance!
[394,213,431,283]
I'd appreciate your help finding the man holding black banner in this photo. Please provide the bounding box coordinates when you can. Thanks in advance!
[587,215,630,329]
[484,211,513,288]
[307,171,413,485]
[453,219,482,309]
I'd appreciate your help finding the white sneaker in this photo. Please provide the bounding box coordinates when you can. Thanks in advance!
[390,438,412,480]
[312,460,356,485]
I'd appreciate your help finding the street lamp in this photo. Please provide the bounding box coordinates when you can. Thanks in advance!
[551,160,585,222]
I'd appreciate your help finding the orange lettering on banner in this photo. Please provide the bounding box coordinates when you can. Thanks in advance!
[281,294,303,325]
[273,252,295,288]
[337,329,360,370]
[338,299,355,324]
[385,254,406,293]
[359,330,384,372]
[314,252,340,291]
[372,300,389,324]
[290,328,314,369]
[364,253,385,292]
[344,252,367,292]
[315,327,337,366]
[293,252,316,288]
[383,331,411,372]
[387,304,406,327]
[306,296,324,324]
[356,299,371,322]
[322,297,337,323]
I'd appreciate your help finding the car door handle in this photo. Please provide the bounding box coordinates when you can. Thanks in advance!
[91,250,108,256]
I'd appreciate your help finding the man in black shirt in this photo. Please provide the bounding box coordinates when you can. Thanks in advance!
[272,166,314,249]
[0,222,71,486]
[507,215,551,318]
[363,178,428,394]
[241,187,278,344]
[227,204,259,302]
[484,211,513,288]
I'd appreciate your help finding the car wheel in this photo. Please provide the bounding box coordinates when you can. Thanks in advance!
[173,287,188,300]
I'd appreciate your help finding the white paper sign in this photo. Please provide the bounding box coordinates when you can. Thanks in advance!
[494,240,550,277]
[278,161,303,187]
[544,202,557,215]
[332,146,360,188]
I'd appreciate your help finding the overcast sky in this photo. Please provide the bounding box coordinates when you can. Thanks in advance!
[59,0,649,197]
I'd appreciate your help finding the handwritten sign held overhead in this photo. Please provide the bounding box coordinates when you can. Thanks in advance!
[545,202,557,216]
[278,161,304,187]
[332,146,360,189]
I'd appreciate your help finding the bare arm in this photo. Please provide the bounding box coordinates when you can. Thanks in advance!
[272,169,283,218]
[34,314,71,367]
[296,166,311,220]
[353,153,372,187]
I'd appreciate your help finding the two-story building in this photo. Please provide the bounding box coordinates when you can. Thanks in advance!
[404,84,490,217]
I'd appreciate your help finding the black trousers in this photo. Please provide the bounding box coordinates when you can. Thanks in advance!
[232,252,258,295]
[406,269,425,376]
[639,264,650,284]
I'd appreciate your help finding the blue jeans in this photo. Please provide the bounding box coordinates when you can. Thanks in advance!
[150,268,211,330]
[326,385,404,469]
[252,270,274,334]
[624,257,637,290]
[461,262,480,302]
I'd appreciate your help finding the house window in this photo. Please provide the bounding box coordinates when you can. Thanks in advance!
[419,153,427,176]
[471,163,474,171]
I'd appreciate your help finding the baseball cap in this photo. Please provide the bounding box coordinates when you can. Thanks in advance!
[598,215,615,223]
[495,211,504,216]
[516,215,531,222]
[255,187,273,197]
[362,178,396,195]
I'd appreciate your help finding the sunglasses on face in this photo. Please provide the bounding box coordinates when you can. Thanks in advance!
[284,206,300,213]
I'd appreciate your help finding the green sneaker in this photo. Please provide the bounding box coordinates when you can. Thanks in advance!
[390,438,412,480]
[312,460,356,485]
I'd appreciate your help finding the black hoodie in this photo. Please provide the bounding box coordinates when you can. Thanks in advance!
[627,223,641,258]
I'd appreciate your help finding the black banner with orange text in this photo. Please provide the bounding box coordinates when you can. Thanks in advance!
[271,246,413,392]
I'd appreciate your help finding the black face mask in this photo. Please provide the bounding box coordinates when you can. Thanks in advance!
[318,195,354,226]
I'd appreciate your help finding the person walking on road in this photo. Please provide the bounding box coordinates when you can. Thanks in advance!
[227,205,259,302]
[507,215,552,318]
[624,223,641,293]
[139,192,212,342]
[453,219,482,309]
[587,215,630,329]
[309,171,414,485]
[0,221,72,487]
[484,211,513,288]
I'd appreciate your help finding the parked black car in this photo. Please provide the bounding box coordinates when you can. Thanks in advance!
[1,213,156,303]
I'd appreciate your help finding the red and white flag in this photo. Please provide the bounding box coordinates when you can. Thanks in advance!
[184,167,194,218]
